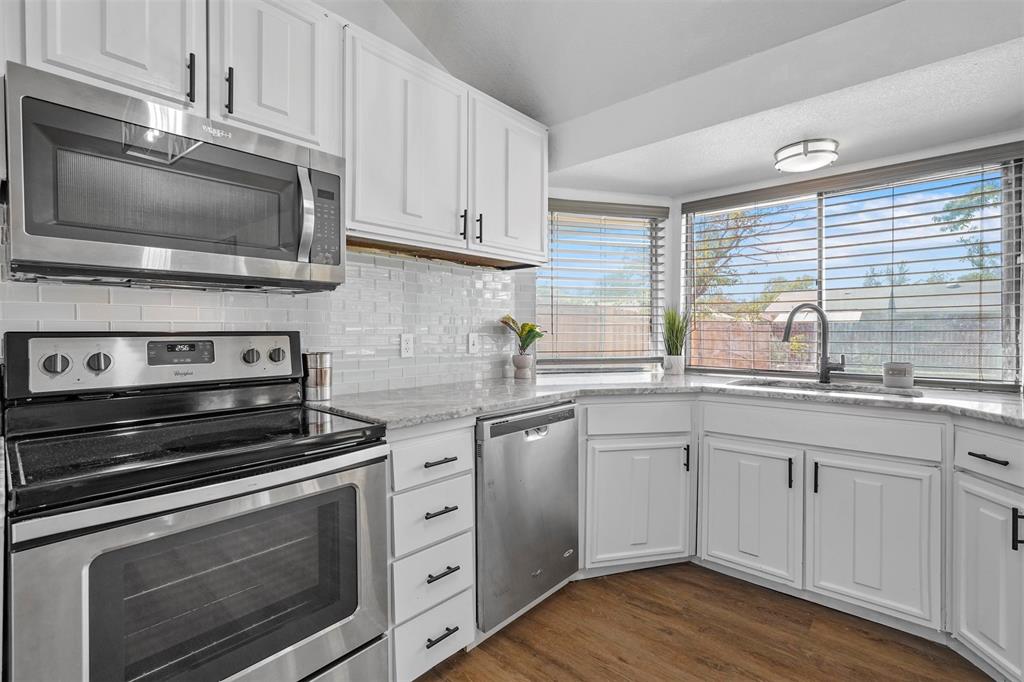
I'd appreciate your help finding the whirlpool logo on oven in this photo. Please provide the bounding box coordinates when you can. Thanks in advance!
[173,369,195,378]
[202,124,232,139]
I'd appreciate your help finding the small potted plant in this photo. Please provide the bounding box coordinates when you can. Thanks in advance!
[662,306,691,375]
[500,314,545,379]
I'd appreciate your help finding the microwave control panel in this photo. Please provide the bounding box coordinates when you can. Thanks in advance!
[310,169,342,266]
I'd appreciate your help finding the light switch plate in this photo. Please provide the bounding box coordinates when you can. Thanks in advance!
[467,333,480,355]
[400,333,414,358]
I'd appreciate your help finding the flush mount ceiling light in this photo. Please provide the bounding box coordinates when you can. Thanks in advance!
[773,138,839,173]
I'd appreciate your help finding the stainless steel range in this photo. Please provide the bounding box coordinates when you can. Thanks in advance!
[2,331,388,682]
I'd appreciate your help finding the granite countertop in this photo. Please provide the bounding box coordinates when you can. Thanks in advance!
[313,372,1024,431]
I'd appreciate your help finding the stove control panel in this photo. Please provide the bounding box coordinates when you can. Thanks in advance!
[21,333,299,395]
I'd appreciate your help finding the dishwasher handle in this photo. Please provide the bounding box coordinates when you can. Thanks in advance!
[523,426,549,442]
[479,403,576,440]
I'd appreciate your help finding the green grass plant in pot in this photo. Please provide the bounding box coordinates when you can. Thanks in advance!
[663,307,691,375]
[500,314,545,379]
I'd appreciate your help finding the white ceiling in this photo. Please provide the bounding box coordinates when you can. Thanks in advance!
[382,0,898,125]
[549,38,1024,198]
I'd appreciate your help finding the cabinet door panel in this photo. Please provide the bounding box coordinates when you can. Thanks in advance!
[701,436,802,587]
[587,437,691,567]
[806,451,940,627]
[210,0,338,149]
[954,473,1023,680]
[25,0,205,108]
[345,28,468,248]
[469,93,547,261]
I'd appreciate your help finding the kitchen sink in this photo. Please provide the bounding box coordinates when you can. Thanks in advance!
[727,377,924,398]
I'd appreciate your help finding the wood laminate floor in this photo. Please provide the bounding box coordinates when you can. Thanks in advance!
[422,563,986,681]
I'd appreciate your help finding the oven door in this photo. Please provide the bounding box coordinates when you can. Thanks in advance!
[2,63,344,291]
[8,444,387,682]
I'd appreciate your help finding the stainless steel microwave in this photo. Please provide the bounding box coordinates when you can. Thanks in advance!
[0,62,344,292]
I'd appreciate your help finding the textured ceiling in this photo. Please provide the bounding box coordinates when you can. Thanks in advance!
[548,39,1024,198]
[382,0,898,125]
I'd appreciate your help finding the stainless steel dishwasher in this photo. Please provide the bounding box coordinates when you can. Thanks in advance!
[476,402,578,632]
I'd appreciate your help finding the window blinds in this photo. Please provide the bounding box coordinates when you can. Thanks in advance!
[686,157,1022,387]
[537,211,665,367]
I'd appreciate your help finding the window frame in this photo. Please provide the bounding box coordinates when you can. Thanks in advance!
[682,144,1024,392]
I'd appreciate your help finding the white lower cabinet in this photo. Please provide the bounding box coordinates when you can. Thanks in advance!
[393,589,475,682]
[586,436,692,567]
[392,532,474,624]
[953,472,1024,680]
[805,451,940,627]
[701,436,803,587]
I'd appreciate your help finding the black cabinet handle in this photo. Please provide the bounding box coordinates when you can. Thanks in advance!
[476,213,483,242]
[1013,507,1022,552]
[186,52,196,103]
[683,444,690,472]
[788,457,793,489]
[425,625,459,650]
[225,67,235,114]
[459,210,468,239]
[424,504,458,520]
[813,461,820,493]
[424,455,458,469]
[968,451,1010,467]
[426,564,461,584]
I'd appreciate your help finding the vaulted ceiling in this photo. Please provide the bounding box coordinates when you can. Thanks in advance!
[384,0,1024,199]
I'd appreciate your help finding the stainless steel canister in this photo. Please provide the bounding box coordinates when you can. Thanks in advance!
[302,351,333,401]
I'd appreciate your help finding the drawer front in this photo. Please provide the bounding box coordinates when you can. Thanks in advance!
[393,589,474,682]
[393,532,474,624]
[392,474,474,557]
[587,401,692,436]
[391,428,474,492]
[955,426,1024,488]
[703,402,943,462]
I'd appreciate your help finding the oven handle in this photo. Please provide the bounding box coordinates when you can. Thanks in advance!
[12,442,390,546]
[297,166,316,263]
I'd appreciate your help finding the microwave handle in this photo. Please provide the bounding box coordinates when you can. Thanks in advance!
[297,166,315,263]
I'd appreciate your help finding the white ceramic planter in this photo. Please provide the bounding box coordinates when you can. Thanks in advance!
[663,355,685,375]
[512,354,533,379]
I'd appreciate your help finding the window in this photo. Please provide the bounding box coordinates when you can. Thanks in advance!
[685,151,1023,388]
[537,204,667,369]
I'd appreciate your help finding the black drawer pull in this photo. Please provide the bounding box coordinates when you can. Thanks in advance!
[683,444,690,472]
[425,625,459,650]
[788,457,793,489]
[424,504,458,520]
[424,456,458,469]
[459,209,468,239]
[813,461,820,493]
[967,451,1010,467]
[476,213,483,242]
[426,564,461,584]
[1013,507,1022,552]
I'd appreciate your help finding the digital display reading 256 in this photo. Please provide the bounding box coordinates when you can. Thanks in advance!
[147,340,215,366]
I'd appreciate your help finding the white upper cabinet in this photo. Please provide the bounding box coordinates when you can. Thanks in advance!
[24,0,206,109]
[209,0,341,151]
[701,436,803,588]
[468,92,548,262]
[344,27,469,250]
[586,436,692,567]
[806,451,940,627]
[954,473,1023,680]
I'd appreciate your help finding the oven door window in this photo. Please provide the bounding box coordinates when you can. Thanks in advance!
[20,97,303,261]
[88,487,358,682]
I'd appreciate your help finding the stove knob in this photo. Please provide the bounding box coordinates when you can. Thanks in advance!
[86,352,112,373]
[41,353,71,375]
[268,347,286,363]
[242,348,261,365]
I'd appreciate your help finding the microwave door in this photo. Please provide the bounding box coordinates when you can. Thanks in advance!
[4,63,344,291]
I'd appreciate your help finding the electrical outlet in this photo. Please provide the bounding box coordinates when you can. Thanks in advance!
[467,333,480,355]
[400,333,414,358]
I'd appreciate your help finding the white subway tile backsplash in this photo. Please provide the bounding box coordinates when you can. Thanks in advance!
[0,250,522,389]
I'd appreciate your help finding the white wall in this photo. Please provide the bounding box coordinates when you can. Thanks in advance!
[313,0,446,70]
[0,250,519,395]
